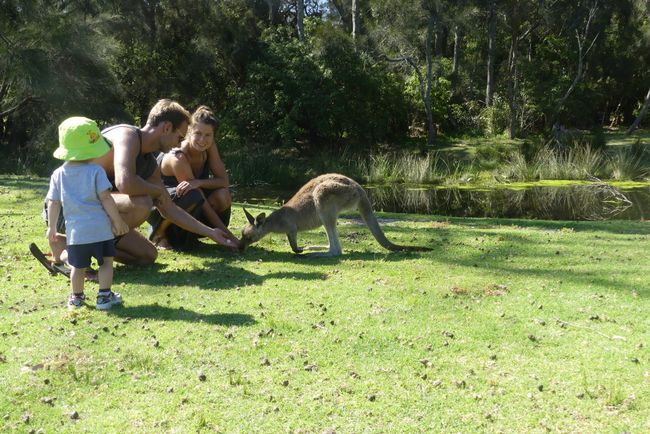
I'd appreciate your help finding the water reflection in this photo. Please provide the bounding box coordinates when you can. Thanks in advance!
[235,184,650,221]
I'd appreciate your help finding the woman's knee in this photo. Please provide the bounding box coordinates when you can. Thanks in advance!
[208,188,231,210]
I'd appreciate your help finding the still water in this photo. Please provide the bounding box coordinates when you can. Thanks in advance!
[235,184,650,221]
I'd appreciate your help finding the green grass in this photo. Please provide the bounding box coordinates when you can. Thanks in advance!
[1,175,649,433]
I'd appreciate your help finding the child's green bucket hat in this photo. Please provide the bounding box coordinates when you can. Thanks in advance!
[53,117,111,161]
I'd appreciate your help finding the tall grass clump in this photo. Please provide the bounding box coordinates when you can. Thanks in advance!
[608,140,649,181]
[498,151,539,181]
[499,141,606,181]
[535,143,604,180]
[358,152,462,184]
[363,153,394,183]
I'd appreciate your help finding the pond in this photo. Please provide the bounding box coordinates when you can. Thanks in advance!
[234,183,650,221]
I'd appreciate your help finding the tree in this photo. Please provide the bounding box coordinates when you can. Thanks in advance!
[370,0,442,146]
[485,0,497,106]
[551,1,601,131]
[297,0,305,40]
[0,0,124,171]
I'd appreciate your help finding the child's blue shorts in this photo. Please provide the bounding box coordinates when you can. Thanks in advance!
[67,239,117,268]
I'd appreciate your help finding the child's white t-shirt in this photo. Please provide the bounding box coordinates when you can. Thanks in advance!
[46,162,114,245]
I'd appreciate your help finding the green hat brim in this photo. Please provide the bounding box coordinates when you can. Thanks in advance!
[53,135,111,161]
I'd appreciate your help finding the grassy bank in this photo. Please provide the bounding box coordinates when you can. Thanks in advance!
[1,176,649,432]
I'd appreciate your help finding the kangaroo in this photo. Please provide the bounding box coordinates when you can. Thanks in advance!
[240,173,431,257]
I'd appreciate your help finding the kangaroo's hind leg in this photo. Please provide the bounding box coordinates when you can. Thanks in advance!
[321,213,343,256]
[302,207,343,258]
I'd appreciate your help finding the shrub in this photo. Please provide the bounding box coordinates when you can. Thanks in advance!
[478,95,510,136]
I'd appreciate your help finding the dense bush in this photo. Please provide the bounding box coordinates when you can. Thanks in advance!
[223,24,409,152]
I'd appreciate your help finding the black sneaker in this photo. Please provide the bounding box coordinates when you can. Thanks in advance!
[68,293,86,309]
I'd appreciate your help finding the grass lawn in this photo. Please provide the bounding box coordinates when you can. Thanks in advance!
[1,175,649,433]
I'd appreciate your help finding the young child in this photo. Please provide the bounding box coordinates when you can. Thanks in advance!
[46,117,129,309]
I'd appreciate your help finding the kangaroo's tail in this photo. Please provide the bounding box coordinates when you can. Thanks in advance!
[357,191,432,252]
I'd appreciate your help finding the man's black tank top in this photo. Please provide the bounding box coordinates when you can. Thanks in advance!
[101,124,158,183]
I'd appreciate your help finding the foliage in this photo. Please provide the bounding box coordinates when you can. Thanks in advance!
[224,23,409,152]
[0,1,125,175]
[478,95,512,136]
[2,0,650,177]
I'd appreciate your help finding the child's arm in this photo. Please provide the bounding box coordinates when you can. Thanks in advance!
[99,190,129,236]
[46,199,62,242]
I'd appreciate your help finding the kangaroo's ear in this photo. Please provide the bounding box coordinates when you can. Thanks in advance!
[243,208,255,225]
[255,213,266,226]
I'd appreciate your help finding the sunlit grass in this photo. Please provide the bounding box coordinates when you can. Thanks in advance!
[1,176,649,432]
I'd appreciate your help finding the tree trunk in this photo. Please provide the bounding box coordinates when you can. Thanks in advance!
[551,2,599,127]
[625,87,650,135]
[452,24,463,88]
[139,0,158,47]
[485,0,497,106]
[297,0,305,40]
[424,12,437,146]
[331,0,352,32]
[508,32,519,139]
[351,0,359,41]
[265,0,276,25]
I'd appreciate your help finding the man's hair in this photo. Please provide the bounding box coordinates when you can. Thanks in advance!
[190,105,219,130]
[146,99,190,130]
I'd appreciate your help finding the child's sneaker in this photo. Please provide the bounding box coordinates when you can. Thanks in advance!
[68,293,86,309]
[96,291,123,310]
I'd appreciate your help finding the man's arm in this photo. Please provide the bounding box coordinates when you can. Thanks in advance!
[111,129,165,199]
[149,172,237,249]
[157,197,236,249]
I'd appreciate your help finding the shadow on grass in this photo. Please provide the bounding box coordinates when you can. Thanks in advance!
[114,259,327,290]
[237,247,432,265]
[106,304,257,326]
[0,175,48,192]
[436,215,650,236]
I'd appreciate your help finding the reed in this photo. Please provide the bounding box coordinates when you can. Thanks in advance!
[497,141,646,182]
[358,152,459,184]
[607,141,649,181]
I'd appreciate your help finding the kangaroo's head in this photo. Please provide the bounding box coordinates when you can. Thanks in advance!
[240,208,268,251]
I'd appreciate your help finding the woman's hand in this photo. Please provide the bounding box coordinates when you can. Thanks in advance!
[175,180,201,197]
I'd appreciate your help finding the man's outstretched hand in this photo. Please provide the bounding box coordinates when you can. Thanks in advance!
[209,228,240,251]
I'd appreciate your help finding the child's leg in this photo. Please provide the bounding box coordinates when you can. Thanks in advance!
[70,266,86,295]
[96,255,122,310]
[98,257,114,289]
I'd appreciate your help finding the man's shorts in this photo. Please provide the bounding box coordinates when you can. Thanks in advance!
[42,200,66,233]
[67,239,117,269]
